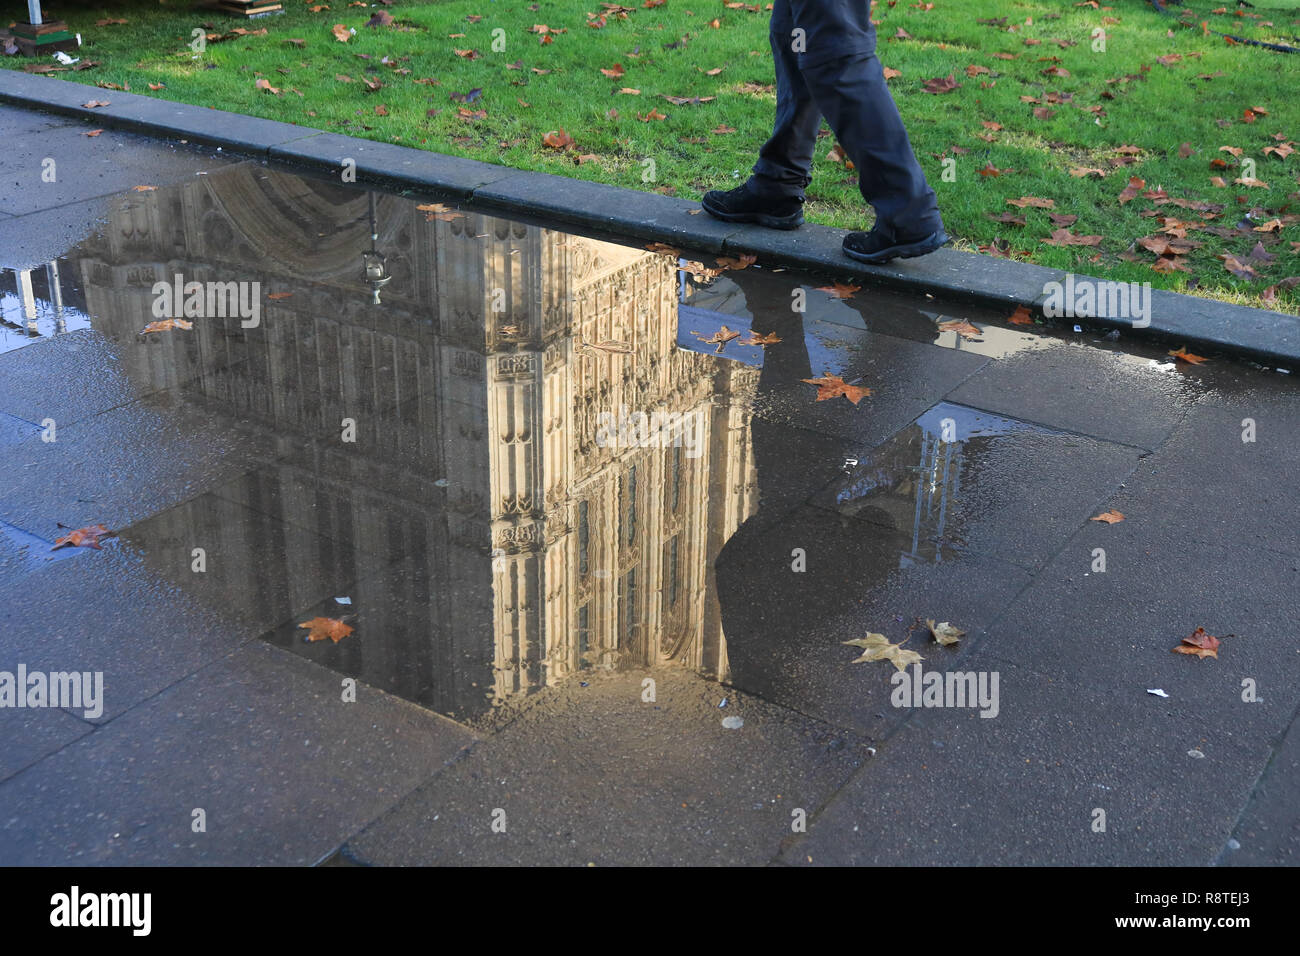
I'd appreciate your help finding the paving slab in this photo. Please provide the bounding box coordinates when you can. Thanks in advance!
[0,487,390,725]
[945,342,1196,450]
[716,504,1032,737]
[778,648,1280,866]
[0,640,476,865]
[0,391,283,536]
[0,122,232,217]
[809,405,1141,571]
[343,666,869,866]
[748,329,989,446]
[1223,705,1300,866]
[1107,391,1300,557]
[983,519,1300,700]
[0,196,117,270]
[0,709,93,785]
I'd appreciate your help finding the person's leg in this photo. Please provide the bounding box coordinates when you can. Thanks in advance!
[786,0,946,261]
[749,0,823,200]
[700,0,816,228]
[799,50,943,240]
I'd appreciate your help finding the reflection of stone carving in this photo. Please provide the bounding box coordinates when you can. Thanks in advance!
[59,165,757,717]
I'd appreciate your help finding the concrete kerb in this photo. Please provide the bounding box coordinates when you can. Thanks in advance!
[3,70,1298,365]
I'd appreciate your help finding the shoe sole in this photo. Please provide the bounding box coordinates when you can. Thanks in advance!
[700,197,804,230]
[843,230,950,265]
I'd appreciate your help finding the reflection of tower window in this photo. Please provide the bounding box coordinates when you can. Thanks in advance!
[622,465,638,547]
[577,500,590,577]
[619,568,639,642]
[669,444,682,513]
[665,535,680,607]
[577,603,592,669]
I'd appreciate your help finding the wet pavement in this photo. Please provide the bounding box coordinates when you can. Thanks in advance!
[2,103,1299,866]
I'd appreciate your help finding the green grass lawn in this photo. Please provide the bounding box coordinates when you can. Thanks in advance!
[7,0,1300,312]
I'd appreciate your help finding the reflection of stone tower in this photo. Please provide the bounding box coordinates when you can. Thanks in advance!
[62,164,756,717]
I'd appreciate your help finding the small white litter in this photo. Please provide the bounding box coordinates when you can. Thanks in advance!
[1188,749,1206,759]
[335,596,352,605]
[1147,688,1169,698]
[721,716,744,730]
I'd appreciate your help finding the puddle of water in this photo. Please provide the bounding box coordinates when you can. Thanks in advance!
[819,402,1054,567]
[0,161,1271,721]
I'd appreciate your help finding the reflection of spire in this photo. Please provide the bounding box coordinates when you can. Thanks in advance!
[46,261,66,334]
[18,268,38,335]
[361,192,391,305]
[906,430,962,567]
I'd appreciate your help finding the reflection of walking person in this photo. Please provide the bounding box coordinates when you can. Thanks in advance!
[702,0,948,265]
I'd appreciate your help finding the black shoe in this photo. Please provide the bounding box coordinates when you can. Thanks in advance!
[843,227,949,264]
[701,180,804,230]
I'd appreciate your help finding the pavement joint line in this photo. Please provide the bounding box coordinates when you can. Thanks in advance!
[1215,695,1300,865]
[928,395,1183,456]
[3,71,1299,364]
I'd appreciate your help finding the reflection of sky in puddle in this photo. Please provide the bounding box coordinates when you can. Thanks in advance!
[0,262,93,354]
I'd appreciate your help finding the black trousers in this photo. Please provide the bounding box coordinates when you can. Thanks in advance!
[751,0,942,239]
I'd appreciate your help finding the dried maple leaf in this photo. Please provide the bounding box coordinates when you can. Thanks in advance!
[638,109,669,121]
[542,129,575,150]
[740,330,782,346]
[815,282,860,300]
[417,202,463,222]
[139,319,194,334]
[331,23,351,42]
[255,78,281,95]
[1117,176,1146,204]
[1008,305,1035,326]
[1172,626,1220,660]
[922,74,961,94]
[695,326,741,352]
[927,620,965,646]
[300,616,355,644]
[715,254,757,271]
[1042,229,1103,247]
[1006,196,1055,209]
[600,63,626,78]
[1168,346,1207,364]
[802,374,871,405]
[843,633,923,672]
[1070,167,1106,178]
[681,260,722,280]
[51,523,116,551]
[1090,510,1125,524]
[645,242,682,257]
[938,319,982,340]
